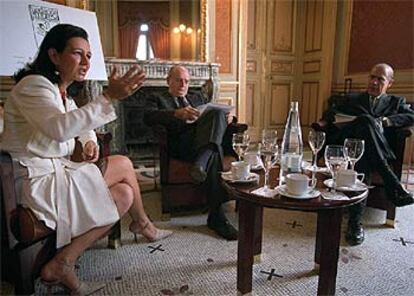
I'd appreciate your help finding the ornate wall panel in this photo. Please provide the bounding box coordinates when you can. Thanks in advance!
[245,82,256,126]
[246,0,257,50]
[299,0,337,128]
[301,82,319,126]
[246,61,257,73]
[218,83,238,116]
[271,0,294,53]
[303,60,321,74]
[271,61,293,75]
[304,0,323,52]
[269,83,291,126]
[215,0,232,73]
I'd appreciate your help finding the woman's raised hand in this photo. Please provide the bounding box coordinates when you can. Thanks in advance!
[104,65,146,100]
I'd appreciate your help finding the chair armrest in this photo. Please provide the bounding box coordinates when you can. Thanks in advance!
[152,125,168,148]
[227,123,248,134]
[70,132,112,162]
[151,125,169,182]
[390,126,413,177]
[311,120,328,131]
[397,126,413,138]
[1,151,54,248]
[97,132,113,158]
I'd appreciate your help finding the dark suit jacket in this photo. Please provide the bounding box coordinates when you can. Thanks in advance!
[322,92,414,127]
[321,92,414,161]
[144,90,210,161]
[143,90,207,134]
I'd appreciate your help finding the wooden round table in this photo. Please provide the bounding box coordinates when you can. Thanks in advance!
[222,168,368,296]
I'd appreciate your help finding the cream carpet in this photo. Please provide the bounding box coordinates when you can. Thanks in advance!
[24,188,414,296]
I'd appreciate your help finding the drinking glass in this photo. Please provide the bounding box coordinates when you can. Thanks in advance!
[262,129,278,146]
[232,132,250,161]
[258,142,279,191]
[324,145,348,192]
[344,138,365,170]
[308,129,326,172]
[261,129,278,169]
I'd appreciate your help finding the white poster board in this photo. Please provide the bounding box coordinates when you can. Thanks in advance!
[0,0,107,80]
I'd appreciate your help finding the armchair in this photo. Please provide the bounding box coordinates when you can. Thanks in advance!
[154,123,248,216]
[0,133,120,295]
[312,106,413,227]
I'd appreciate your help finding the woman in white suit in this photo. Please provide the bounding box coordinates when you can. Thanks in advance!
[1,24,171,294]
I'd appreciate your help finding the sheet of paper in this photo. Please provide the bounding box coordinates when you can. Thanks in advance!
[334,113,357,124]
[186,103,235,123]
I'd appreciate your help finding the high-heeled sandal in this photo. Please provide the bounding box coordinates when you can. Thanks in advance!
[42,280,106,296]
[41,259,106,295]
[129,221,173,243]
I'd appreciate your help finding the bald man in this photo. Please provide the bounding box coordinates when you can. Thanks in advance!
[144,65,238,240]
[321,63,414,246]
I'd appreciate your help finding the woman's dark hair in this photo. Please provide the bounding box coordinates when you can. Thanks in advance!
[14,24,88,84]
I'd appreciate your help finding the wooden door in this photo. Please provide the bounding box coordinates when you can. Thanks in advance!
[245,0,337,142]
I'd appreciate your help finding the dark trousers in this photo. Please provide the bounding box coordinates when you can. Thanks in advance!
[325,114,399,225]
[169,109,230,212]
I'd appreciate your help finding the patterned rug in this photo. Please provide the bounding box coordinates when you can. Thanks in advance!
[2,165,413,295]
[19,190,414,296]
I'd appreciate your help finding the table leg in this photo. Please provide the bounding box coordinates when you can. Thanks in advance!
[315,209,343,296]
[237,200,263,295]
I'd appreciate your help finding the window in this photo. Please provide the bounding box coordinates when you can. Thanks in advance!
[136,24,154,60]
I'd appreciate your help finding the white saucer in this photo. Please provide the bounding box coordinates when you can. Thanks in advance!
[302,161,330,174]
[276,185,320,199]
[250,164,264,171]
[221,171,260,184]
[323,179,368,192]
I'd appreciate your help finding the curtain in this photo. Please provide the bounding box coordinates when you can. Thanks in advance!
[148,20,170,60]
[118,24,139,59]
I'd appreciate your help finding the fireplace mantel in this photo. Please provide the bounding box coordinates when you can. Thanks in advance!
[84,59,221,162]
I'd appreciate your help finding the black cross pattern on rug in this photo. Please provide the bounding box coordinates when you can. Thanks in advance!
[392,237,414,246]
[286,220,303,228]
[148,244,165,254]
[260,268,283,281]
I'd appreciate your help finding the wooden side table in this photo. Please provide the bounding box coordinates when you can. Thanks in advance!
[222,169,368,295]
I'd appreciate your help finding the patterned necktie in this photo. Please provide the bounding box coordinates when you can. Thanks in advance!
[177,96,189,108]
[370,96,376,109]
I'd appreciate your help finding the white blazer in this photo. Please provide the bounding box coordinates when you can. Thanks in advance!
[1,75,120,248]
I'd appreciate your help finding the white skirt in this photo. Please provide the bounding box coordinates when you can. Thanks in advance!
[16,157,119,248]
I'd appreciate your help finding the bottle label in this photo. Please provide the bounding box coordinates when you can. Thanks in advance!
[281,153,302,172]
[287,154,301,171]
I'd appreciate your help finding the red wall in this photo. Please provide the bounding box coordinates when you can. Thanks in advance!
[348,0,413,74]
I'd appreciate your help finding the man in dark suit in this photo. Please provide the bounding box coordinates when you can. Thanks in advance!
[144,65,238,240]
[321,63,414,246]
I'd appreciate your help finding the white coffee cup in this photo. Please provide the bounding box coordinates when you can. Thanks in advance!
[231,161,251,180]
[244,152,260,167]
[286,173,316,196]
[336,169,365,188]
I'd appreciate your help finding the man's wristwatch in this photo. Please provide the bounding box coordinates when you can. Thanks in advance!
[382,117,391,127]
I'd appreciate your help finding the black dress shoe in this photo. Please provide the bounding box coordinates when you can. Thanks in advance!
[189,164,207,184]
[345,223,364,246]
[207,217,238,241]
[389,187,414,207]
